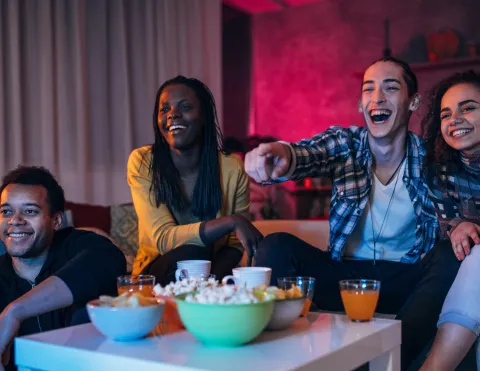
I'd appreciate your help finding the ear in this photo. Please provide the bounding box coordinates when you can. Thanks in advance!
[52,212,64,231]
[409,94,421,112]
[358,100,363,113]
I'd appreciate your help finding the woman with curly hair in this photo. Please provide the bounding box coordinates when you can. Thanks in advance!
[420,71,480,371]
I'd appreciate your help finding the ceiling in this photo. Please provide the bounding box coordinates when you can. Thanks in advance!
[223,0,321,14]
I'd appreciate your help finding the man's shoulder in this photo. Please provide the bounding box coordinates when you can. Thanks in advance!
[0,253,13,279]
[407,131,426,151]
[308,125,367,146]
[54,227,114,251]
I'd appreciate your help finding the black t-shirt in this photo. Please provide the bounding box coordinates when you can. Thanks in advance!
[0,228,126,370]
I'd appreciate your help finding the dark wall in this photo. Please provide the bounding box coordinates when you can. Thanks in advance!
[222,5,251,139]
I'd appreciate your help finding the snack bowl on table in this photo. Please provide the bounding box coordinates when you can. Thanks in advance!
[262,285,306,331]
[87,293,165,341]
[175,285,275,346]
[155,294,184,329]
[266,297,306,331]
[153,275,219,329]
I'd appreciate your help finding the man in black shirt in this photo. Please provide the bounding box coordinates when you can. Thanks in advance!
[0,166,126,370]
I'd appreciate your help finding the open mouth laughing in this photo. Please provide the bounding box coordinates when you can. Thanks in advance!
[167,123,187,134]
[449,128,473,138]
[370,109,392,124]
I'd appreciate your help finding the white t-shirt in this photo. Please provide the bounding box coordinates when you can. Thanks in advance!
[343,161,416,262]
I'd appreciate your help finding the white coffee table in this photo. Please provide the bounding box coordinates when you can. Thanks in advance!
[15,313,400,371]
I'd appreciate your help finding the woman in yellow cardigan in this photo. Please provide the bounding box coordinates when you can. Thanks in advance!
[127,76,263,285]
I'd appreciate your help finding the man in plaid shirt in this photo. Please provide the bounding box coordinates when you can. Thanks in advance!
[245,57,460,370]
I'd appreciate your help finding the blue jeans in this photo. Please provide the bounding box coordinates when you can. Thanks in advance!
[438,244,480,336]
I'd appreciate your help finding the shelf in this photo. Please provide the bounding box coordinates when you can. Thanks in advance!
[410,57,480,72]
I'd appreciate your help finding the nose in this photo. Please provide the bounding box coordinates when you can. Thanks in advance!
[8,212,26,226]
[372,88,386,104]
[168,109,182,120]
[450,112,464,126]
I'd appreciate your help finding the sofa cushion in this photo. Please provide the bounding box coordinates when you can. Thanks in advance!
[65,201,111,232]
[253,220,330,251]
[110,203,138,273]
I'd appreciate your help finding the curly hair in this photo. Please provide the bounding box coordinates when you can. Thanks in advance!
[148,76,226,221]
[0,166,65,215]
[422,70,480,172]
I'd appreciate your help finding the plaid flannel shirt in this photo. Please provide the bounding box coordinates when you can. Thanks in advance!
[428,159,480,240]
[283,126,439,263]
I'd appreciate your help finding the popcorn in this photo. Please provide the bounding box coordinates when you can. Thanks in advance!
[153,277,219,297]
[185,285,269,304]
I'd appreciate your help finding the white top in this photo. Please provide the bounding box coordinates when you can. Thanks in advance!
[344,161,416,262]
[15,313,401,371]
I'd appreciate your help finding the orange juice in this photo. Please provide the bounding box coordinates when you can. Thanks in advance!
[118,284,154,297]
[340,289,379,322]
[300,298,312,316]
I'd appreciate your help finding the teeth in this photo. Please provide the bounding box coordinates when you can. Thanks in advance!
[168,125,186,132]
[452,129,472,137]
[8,233,29,238]
[370,109,391,117]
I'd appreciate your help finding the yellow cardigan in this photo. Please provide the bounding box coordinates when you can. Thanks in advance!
[127,146,250,275]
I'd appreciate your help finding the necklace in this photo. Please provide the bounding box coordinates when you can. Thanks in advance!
[369,154,406,264]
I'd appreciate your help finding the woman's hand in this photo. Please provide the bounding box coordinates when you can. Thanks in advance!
[231,215,264,258]
[448,222,480,260]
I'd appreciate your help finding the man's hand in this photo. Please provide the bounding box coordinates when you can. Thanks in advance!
[448,222,480,261]
[245,142,291,183]
[0,306,21,370]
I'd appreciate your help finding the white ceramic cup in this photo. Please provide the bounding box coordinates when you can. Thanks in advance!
[175,260,211,281]
[222,267,272,289]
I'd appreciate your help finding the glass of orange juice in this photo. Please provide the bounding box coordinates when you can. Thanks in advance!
[117,275,155,297]
[339,279,380,322]
[278,276,316,317]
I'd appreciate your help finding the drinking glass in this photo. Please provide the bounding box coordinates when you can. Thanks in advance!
[277,276,316,316]
[339,279,381,322]
[117,275,155,297]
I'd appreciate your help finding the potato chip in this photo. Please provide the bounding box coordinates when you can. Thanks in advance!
[98,292,157,308]
[261,285,303,300]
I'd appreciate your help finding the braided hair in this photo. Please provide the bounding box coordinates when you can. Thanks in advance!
[149,76,226,221]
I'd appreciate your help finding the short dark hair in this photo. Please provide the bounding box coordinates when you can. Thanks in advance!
[0,166,65,215]
[369,56,418,97]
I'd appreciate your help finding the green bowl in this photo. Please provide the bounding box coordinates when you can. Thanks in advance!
[174,293,275,346]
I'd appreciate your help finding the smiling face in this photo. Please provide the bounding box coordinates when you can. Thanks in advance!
[440,83,480,154]
[158,84,204,151]
[360,61,417,140]
[0,184,61,258]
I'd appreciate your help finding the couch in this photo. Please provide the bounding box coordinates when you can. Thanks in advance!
[62,201,331,272]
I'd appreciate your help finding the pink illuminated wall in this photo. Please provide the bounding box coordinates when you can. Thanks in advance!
[251,0,480,141]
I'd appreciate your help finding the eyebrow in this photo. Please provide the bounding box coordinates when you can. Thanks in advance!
[160,98,189,105]
[441,99,480,113]
[362,78,402,86]
[459,99,479,106]
[0,202,41,208]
